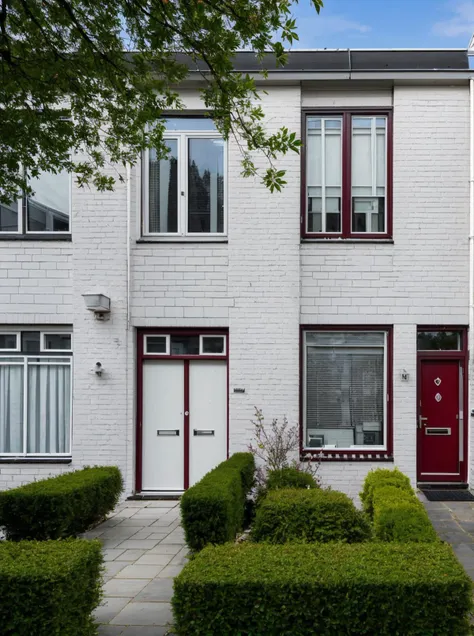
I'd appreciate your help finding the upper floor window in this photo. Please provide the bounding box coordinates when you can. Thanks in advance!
[304,111,391,239]
[0,329,72,456]
[0,168,71,236]
[142,117,226,239]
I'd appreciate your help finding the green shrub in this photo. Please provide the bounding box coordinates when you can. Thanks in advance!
[372,486,438,542]
[267,467,317,491]
[173,542,472,636]
[0,538,103,636]
[252,488,371,544]
[180,453,255,551]
[360,467,414,516]
[0,466,123,540]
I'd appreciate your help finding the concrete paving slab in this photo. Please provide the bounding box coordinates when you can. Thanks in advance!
[116,564,165,579]
[103,578,149,598]
[110,602,173,626]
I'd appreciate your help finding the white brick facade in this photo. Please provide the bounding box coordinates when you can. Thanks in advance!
[0,80,471,499]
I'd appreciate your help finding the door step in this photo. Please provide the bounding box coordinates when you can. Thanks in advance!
[128,492,183,500]
[417,482,468,490]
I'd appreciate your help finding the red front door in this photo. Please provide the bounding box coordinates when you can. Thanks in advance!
[418,359,461,482]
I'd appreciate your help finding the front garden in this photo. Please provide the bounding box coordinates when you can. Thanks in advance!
[174,413,473,635]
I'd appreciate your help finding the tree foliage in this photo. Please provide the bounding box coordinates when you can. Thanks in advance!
[0,0,323,201]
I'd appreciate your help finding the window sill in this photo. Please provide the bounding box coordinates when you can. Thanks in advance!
[302,451,393,462]
[0,457,72,464]
[0,234,72,241]
[137,237,228,244]
[301,238,394,245]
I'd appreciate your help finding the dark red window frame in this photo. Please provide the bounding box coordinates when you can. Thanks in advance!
[301,108,393,240]
[299,324,393,461]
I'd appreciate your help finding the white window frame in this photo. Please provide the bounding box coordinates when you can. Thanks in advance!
[142,128,227,240]
[303,330,388,452]
[0,354,72,457]
[144,334,170,355]
[0,171,72,235]
[306,116,343,235]
[199,334,227,356]
[0,332,20,352]
[41,332,73,353]
[351,116,388,235]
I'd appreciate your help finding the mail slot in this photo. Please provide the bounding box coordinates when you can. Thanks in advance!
[193,429,215,436]
[425,427,451,436]
[157,429,179,436]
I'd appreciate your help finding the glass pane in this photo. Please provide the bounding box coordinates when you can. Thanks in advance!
[22,332,40,353]
[27,170,70,232]
[308,212,322,232]
[187,138,224,234]
[202,336,225,354]
[326,213,341,232]
[27,364,71,453]
[0,334,17,350]
[170,335,199,355]
[325,132,341,186]
[44,334,72,351]
[306,130,322,186]
[146,336,167,354]
[164,118,217,131]
[417,331,462,351]
[306,331,385,347]
[306,346,384,448]
[0,364,24,453]
[352,197,385,233]
[0,201,19,232]
[148,141,178,233]
[352,128,372,188]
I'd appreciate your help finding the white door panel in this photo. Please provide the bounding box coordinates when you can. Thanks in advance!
[189,361,227,486]
[142,360,184,491]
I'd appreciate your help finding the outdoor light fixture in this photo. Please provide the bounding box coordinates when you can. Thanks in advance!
[82,294,111,320]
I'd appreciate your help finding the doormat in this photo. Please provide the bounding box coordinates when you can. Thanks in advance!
[421,490,474,502]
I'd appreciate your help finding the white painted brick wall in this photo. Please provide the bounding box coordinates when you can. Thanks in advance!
[0,83,471,500]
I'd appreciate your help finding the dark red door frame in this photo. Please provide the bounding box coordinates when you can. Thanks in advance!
[416,326,468,484]
[135,328,229,493]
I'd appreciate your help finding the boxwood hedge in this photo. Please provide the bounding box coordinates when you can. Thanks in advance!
[266,468,317,491]
[0,466,123,540]
[172,542,472,636]
[360,467,414,516]
[0,539,103,636]
[180,452,255,551]
[372,485,438,542]
[252,488,371,544]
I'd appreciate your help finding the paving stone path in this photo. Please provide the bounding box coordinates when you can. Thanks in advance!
[420,494,474,580]
[85,500,185,635]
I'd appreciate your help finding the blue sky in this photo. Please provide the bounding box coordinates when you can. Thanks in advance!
[292,0,474,49]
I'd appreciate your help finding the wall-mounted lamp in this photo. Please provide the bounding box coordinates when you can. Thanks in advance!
[82,294,111,321]
[94,362,103,377]
[400,369,409,382]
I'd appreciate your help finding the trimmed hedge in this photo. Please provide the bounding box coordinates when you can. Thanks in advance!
[173,542,472,636]
[0,466,123,540]
[266,467,317,491]
[360,467,414,517]
[0,539,103,636]
[252,488,371,544]
[372,486,438,543]
[180,452,255,551]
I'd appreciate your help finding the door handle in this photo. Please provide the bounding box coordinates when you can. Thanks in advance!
[418,416,428,429]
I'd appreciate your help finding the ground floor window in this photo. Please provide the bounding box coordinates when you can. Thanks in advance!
[0,329,72,456]
[303,328,390,452]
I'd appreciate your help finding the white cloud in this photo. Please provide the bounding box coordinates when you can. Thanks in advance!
[432,2,474,37]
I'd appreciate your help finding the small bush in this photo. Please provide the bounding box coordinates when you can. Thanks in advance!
[360,467,414,516]
[173,542,472,636]
[0,466,123,540]
[180,453,255,551]
[372,486,438,542]
[0,538,103,636]
[267,467,317,491]
[252,488,371,544]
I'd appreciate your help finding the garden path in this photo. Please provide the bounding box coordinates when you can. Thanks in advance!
[85,500,184,635]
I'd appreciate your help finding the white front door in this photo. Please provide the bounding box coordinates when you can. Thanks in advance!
[142,360,184,491]
[189,361,227,486]
[141,358,227,492]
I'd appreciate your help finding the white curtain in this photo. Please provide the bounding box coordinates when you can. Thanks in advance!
[0,365,23,453]
[27,364,71,453]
